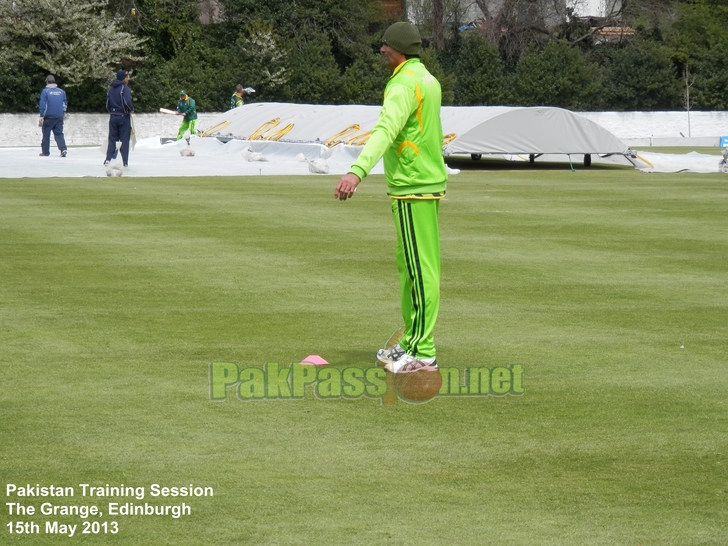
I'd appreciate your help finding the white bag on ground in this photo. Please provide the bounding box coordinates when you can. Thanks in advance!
[295,153,329,174]
[241,147,266,162]
[106,142,124,177]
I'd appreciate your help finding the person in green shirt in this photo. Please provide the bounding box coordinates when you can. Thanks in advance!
[230,84,246,109]
[334,22,447,374]
[230,84,255,109]
[176,90,198,140]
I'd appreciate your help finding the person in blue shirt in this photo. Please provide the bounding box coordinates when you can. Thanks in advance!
[38,75,68,157]
[104,70,134,167]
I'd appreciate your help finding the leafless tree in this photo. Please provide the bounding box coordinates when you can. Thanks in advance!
[433,0,445,49]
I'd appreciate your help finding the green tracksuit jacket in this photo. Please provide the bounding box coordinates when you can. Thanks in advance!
[177,98,198,122]
[350,58,447,360]
[349,58,447,197]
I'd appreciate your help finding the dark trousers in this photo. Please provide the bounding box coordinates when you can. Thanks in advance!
[41,118,67,155]
[106,115,131,165]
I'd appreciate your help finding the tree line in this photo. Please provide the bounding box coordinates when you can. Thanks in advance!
[1,0,727,113]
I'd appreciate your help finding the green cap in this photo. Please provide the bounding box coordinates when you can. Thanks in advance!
[382,22,421,56]
[179,90,187,96]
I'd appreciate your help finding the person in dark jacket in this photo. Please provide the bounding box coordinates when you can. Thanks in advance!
[38,75,68,157]
[105,70,134,167]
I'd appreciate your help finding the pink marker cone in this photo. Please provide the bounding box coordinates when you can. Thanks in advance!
[301,355,328,366]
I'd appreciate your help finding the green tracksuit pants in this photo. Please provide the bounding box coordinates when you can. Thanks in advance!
[177,119,197,140]
[392,198,441,359]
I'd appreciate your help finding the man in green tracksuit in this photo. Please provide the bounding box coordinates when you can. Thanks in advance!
[334,21,447,374]
[176,90,198,140]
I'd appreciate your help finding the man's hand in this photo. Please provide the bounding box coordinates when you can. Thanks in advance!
[38,118,43,127]
[334,173,361,201]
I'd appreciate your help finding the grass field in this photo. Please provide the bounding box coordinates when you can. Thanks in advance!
[1,167,727,545]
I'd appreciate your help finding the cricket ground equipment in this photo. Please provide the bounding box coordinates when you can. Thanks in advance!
[243,118,295,141]
[199,121,230,138]
[325,124,361,148]
[159,108,179,115]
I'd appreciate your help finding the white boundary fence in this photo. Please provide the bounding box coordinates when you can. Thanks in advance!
[1,113,219,148]
[2,110,728,148]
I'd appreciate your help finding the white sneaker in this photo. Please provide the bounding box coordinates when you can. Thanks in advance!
[384,352,437,374]
[376,343,405,365]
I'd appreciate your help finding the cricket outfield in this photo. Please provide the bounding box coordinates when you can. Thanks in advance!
[1,167,726,544]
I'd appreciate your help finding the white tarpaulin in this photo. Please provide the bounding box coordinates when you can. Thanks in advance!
[0,136,387,179]
[1,103,723,177]
[201,103,633,159]
[440,106,630,156]
[199,103,726,172]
